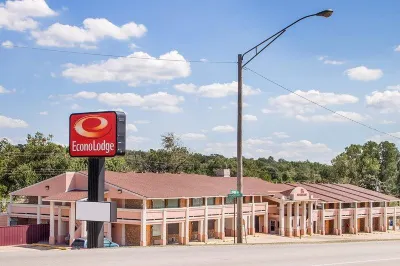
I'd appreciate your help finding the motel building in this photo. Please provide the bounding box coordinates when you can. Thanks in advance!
[5,170,400,246]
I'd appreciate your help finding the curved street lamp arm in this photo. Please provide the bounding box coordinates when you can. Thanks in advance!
[241,13,316,66]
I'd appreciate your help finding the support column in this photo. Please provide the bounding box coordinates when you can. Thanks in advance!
[353,203,358,234]
[57,207,64,243]
[81,221,87,238]
[37,196,42,224]
[300,201,306,235]
[49,201,55,244]
[279,203,285,236]
[394,202,397,231]
[263,202,268,234]
[179,222,184,244]
[221,204,225,240]
[383,201,388,232]
[199,220,204,242]
[251,197,255,235]
[294,202,299,237]
[106,198,112,241]
[69,202,76,245]
[321,203,325,235]
[184,199,190,244]
[140,199,147,246]
[369,202,373,233]
[286,202,292,237]
[308,202,314,235]
[162,209,167,246]
[338,203,342,235]
[216,218,221,239]
[204,197,208,242]
[7,195,13,226]
[121,199,126,246]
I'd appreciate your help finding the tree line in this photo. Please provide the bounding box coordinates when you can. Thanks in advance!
[1,132,399,200]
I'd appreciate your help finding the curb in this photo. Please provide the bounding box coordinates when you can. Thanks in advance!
[31,244,68,250]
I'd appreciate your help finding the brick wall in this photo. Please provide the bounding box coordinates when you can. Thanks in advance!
[125,199,143,209]
[125,224,141,246]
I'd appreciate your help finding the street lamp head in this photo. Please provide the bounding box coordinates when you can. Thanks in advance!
[315,9,333,18]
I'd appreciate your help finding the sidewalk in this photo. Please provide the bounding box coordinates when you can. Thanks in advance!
[189,231,400,246]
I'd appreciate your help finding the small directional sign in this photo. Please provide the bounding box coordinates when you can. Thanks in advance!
[228,190,243,198]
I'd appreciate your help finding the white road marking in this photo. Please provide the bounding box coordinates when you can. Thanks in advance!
[312,257,400,266]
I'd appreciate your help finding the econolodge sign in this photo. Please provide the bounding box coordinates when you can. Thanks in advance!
[69,111,126,157]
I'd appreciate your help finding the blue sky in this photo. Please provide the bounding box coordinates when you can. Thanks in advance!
[1,0,400,163]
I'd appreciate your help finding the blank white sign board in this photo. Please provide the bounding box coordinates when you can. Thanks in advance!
[76,201,117,222]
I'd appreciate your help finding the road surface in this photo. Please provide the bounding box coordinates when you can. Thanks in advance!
[1,241,400,266]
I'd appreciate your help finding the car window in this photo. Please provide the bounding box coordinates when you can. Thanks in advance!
[104,239,111,244]
[72,239,85,247]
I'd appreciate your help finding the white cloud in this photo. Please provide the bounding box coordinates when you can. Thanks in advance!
[126,123,138,132]
[134,120,150,124]
[174,83,197,93]
[74,91,98,99]
[79,44,97,50]
[127,136,149,143]
[0,115,28,128]
[0,85,13,94]
[244,138,273,146]
[129,43,140,50]
[212,125,235,133]
[256,149,272,153]
[62,50,190,86]
[381,120,395,124]
[296,111,368,123]
[0,0,57,31]
[230,101,249,107]
[386,85,400,90]
[1,40,13,48]
[324,60,345,65]
[31,18,146,47]
[200,58,208,62]
[97,108,128,114]
[175,81,261,98]
[71,103,81,110]
[366,90,400,113]
[369,132,400,143]
[266,90,358,116]
[39,111,48,115]
[243,114,257,121]
[280,140,332,156]
[221,105,228,110]
[394,45,400,52]
[180,133,207,140]
[50,72,56,78]
[273,132,289,138]
[97,92,184,113]
[345,66,383,81]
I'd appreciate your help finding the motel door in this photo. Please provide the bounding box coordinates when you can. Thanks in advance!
[270,220,277,234]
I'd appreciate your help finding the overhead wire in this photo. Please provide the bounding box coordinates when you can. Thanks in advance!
[244,67,400,141]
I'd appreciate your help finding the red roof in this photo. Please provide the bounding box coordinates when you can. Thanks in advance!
[44,191,88,202]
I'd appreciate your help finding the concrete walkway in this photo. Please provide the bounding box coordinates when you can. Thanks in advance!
[189,231,400,245]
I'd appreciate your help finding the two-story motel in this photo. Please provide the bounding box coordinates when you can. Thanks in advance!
[5,170,400,246]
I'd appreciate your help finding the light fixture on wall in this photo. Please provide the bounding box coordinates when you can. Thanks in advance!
[117,189,122,194]
[45,185,49,191]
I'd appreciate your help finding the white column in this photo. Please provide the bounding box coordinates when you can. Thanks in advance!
[49,201,55,244]
[57,207,63,243]
[286,202,292,237]
[105,198,112,240]
[37,196,42,224]
[162,209,167,245]
[216,218,221,239]
[221,204,225,240]
[279,203,285,236]
[369,202,373,233]
[338,203,342,235]
[321,203,325,235]
[179,222,184,244]
[199,220,204,241]
[251,196,255,235]
[383,201,388,232]
[69,202,76,245]
[263,202,268,234]
[121,199,126,246]
[394,202,397,231]
[81,221,87,238]
[354,203,358,234]
[7,195,12,226]
[294,202,299,237]
[300,201,306,235]
[204,197,208,242]
[140,199,147,246]
[185,199,190,244]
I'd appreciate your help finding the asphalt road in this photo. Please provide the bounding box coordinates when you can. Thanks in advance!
[1,241,400,266]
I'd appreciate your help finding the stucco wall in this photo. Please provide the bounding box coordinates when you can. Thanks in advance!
[111,223,123,245]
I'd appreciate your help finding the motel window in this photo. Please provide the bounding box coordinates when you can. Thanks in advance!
[166,199,179,208]
[152,199,165,209]
[152,224,161,237]
[225,197,234,205]
[207,197,215,206]
[191,198,203,207]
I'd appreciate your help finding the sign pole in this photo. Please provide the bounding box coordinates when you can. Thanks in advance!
[234,197,236,244]
[87,157,105,248]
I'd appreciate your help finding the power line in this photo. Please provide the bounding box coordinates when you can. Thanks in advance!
[1,44,236,64]
[244,67,400,141]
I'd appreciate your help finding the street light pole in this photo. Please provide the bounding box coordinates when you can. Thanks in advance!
[235,9,333,244]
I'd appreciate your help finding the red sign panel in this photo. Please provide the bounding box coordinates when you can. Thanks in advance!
[69,112,118,157]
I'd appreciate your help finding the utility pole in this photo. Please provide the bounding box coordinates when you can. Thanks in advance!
[236,54,243,243]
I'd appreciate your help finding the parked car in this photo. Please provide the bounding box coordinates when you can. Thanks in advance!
[71,238,119,249]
